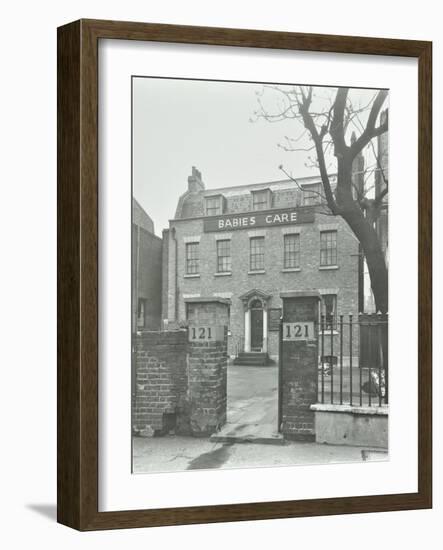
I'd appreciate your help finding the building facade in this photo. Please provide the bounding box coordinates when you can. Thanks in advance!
[132,199,163,331]
[162,168,360,362]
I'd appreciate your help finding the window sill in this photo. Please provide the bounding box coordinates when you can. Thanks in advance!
[214,272,232,277]
[319,265,339,270]
[184,273,200,279]
[248,270,266,275]
[282,267,301,273]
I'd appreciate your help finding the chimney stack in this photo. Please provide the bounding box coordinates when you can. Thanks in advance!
[187,166,205,192]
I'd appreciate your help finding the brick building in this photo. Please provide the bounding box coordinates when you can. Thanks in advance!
[162,168,360,363]
[132,199,162,331]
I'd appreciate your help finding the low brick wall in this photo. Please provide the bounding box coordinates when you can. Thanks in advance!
[132,330,189,437]
[133,318,228,437]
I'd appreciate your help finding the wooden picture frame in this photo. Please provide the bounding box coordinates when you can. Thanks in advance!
[57,18,432,530]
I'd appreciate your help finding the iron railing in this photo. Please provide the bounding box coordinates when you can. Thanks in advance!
[318,313,388,407]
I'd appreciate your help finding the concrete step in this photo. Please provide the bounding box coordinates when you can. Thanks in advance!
[233,352,269,366]
[210,423,285,445]
[233,360,269,366]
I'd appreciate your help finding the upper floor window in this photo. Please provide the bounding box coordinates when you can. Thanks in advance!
[205,195,223,216]
[250,236,265,271]
[320,230,337,266]
[302,183,322,206]
[284,233,300,269]
[185,242,200,274]
[216,239,231,273]
[252,189,271,211]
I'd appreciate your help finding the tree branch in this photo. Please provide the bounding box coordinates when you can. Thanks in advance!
[296,87,341,215]
[350,90,388,158]
[330,87,349,153]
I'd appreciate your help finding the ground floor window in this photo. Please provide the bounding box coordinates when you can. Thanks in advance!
[321,294,337,330]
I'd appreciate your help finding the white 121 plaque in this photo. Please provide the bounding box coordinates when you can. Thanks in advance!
[282,322,315,341]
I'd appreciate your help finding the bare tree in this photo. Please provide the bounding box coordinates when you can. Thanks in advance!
[254,86,389,313]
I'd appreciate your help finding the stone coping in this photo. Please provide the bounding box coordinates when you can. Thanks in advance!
[310,403,389,416]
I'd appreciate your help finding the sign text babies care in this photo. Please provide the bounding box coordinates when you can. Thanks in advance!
[203,207,315,232]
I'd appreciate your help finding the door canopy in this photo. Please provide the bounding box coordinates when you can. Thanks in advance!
[239,289,271,311]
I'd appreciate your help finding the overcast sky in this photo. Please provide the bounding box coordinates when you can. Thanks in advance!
[133,78,386,236]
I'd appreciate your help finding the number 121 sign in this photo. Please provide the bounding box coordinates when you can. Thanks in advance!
[188,325,225,342]
[283,322,315,341]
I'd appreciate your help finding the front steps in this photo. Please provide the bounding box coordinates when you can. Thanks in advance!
[233,352,269,366]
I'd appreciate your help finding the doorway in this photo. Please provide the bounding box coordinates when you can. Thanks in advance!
[250,299,264,351]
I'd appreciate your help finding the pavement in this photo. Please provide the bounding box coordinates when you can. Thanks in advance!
[132,436,388,473]
[133,363,388,474]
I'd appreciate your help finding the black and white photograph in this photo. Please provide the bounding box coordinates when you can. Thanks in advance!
[2,0,436,542]
[131,77,389,474]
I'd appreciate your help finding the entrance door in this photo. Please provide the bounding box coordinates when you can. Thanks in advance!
[250,300,264,351]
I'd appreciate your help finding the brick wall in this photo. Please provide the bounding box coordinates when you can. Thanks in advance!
[133,305,229,438]
[132,330,189,437]
[186,301,230,326]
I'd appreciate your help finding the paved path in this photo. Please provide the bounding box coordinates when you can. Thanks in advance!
[211,365,281,443]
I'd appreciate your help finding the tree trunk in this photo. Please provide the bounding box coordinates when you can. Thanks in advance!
[341,204,388,313]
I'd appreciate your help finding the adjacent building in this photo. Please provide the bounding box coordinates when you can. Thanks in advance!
[162,168,360,362]
[132,199,162,332]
